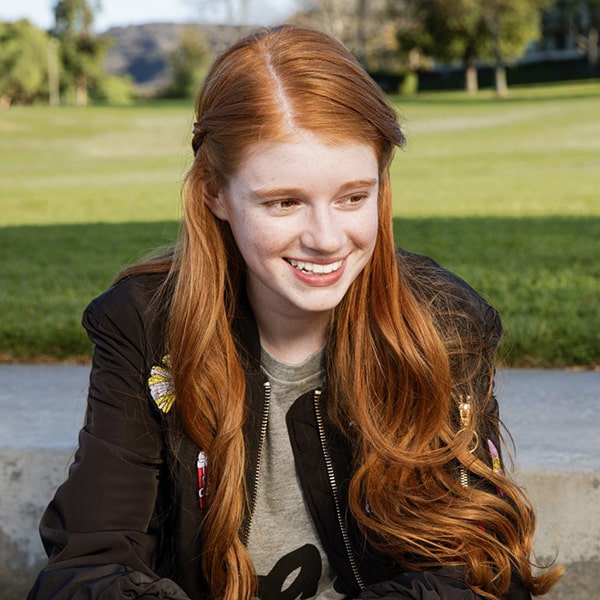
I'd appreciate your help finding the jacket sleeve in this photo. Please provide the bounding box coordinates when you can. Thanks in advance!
[358,568,531,600]
[28,281,191,600]
[358,570,485,599]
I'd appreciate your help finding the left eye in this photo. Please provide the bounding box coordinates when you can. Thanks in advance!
[343,194,366,205]
[277,199,298,209]
[265,199,298,210]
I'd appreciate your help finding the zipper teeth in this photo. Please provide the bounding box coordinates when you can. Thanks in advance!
[242,380,271,546]
[455,394,472,488]
[313,389,365,591]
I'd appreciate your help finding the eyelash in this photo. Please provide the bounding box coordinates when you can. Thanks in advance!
[267,199,298,210]
[265,194,368,211]
[343,194,367,205]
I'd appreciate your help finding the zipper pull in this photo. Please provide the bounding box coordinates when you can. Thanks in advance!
[197,451,208,509]
[457,395,472,430]
[455,394,478,452]
[455,394,479,488]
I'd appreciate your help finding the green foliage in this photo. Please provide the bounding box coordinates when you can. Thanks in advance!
[52,0,96,36]
[0,81,599,365]
[163,27,210,99]
[90,74,135,105]
[52,0,107,105]
[0,3,123,107]
[0,20,49,107]
[399,0,550,90]
[288,0,408,73]
[399,71,419,95]
[492,0,549,62]
[412,0,486,62]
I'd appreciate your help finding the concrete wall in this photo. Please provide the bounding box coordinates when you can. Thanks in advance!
[0,450,73,599]
[2,366,599,599]
[514,469,600,600]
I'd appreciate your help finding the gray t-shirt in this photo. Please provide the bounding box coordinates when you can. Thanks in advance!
[247,347,346,600]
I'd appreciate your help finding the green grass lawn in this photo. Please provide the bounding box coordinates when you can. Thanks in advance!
[1,82,599,366]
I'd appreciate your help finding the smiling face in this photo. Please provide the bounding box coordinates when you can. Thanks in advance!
[207,129,380,331]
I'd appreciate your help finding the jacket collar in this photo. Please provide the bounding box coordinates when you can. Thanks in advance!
[231,288,262,374]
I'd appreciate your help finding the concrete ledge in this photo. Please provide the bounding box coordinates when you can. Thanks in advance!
[2,366,599,599]
[0,450,73,600]
[514,469,600,600]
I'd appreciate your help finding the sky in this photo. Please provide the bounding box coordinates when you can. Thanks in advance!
[0,0,296,32]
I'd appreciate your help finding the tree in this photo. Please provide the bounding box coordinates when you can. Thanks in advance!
[52,0,107,105]
[0,20,48,107]
[482,0,550,95]
[289,0,407,73]
[399,0,549,94]
[290,0,357,47]
[399,0,486,92]
[164,27,210,98]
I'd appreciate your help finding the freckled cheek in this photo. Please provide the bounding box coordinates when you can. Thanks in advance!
[233,219,292,260]
[353,212,379,252]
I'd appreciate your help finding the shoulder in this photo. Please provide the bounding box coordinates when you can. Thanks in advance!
[83,272,172,363]
[396,248,503,346]
[85,272,170,325]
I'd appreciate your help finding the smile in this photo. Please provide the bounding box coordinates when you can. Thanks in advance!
[287,258,343,274]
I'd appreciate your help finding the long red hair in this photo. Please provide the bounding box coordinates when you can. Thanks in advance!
[121,25,560,600]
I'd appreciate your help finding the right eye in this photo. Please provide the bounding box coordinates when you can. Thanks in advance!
[266,199,299,210]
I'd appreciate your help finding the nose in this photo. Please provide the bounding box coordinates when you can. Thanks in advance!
[300,204,345,254]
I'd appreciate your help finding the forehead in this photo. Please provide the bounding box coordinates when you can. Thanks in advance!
[234,130,379,187]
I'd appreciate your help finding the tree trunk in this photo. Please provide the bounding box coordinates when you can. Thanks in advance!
[76,74,88,106]
[0,94,12,109]
[465,58,478,94]
[588,27,599,66]
[495,64,508,96]
[47,38,61,106]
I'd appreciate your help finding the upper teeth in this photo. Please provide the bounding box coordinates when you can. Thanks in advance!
[288,258,343,274]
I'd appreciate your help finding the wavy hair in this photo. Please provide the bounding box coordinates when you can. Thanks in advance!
[120,25,560,600]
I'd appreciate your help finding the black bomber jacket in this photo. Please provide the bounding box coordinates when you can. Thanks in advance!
[28,249,531,600]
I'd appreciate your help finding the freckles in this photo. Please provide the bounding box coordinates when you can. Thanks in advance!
[351,212,378,245]
[261,219,297,241]
[238,221,288,256]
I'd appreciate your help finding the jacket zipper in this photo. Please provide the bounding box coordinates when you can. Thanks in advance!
[313,389,365,591]
[456,394,478,488]
[241,380,271,546]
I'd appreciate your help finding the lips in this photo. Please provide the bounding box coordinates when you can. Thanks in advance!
[287,258,343,274]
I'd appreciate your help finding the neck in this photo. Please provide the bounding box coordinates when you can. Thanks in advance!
[254,310,329,365]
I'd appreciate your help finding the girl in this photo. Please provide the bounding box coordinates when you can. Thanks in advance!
[29,25,560,600]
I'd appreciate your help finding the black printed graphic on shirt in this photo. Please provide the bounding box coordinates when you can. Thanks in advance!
[258,544,322,600]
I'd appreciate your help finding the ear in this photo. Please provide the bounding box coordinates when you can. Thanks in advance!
[204,190,229,221]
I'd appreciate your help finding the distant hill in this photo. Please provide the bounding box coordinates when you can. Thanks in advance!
[101,23,257,96]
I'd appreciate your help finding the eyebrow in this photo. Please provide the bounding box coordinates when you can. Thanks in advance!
[250,178,378,200]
